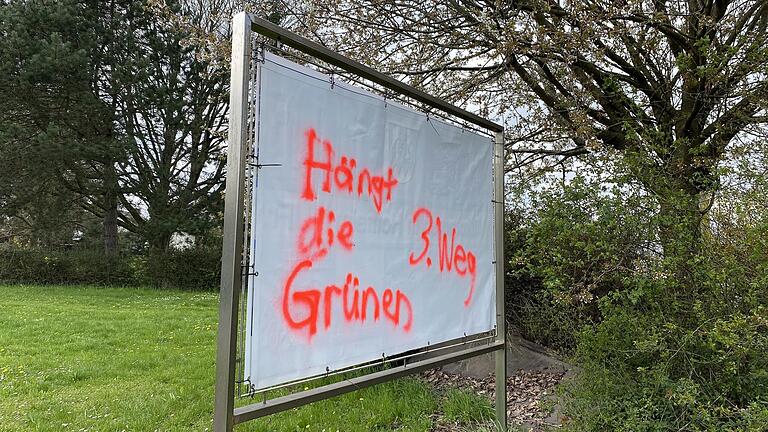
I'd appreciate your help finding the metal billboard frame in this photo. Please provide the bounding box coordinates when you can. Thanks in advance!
[214,12,507,432]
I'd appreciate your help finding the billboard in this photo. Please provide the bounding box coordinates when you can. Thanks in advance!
[244,52,495,390]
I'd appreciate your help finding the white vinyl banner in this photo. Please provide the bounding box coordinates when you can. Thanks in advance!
[245,53,495,390]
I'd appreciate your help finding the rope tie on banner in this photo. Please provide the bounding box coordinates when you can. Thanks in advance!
[247,154,282,170]
[248,162,282,169]
[255,42,266,64]
[241,263,258,277]
[425,114,440,136]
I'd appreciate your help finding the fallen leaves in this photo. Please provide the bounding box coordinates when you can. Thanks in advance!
[422,368,566,431]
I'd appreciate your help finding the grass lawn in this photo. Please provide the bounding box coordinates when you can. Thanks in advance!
[0,285,493,432]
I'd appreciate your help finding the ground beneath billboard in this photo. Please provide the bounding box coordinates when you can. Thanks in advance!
[425,368,567,431]
[426,334,572,431]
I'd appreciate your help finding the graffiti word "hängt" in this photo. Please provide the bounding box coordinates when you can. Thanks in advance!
[301,128,398,213]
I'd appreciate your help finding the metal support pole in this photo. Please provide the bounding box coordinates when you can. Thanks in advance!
[214,12,251,432]
[493,130,507,432]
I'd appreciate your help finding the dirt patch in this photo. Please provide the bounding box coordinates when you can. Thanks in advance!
[423,368,567,431]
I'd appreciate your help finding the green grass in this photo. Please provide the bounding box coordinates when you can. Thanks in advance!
[442,389,494,424]
[0,285,492,431]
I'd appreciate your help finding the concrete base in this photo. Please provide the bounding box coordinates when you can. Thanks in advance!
[441,333,570,378]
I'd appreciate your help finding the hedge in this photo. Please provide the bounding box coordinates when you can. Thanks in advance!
[0,247,221,290]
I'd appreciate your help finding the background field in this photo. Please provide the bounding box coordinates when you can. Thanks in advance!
[0,285,497,432]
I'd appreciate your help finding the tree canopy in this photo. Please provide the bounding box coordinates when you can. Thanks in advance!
[302,0,768,269]
[0,0,230,251]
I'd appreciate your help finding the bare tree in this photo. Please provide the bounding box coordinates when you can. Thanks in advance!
[298,0,768,284]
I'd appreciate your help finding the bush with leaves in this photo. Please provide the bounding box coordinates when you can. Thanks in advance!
[507,176,656,352]
[560,215,768,431]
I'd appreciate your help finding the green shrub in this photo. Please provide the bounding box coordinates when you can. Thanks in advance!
[505,175,768,430]
[0,248,134,286]
[506,177,655,352]
[0,246,220,290]
[560,234,768,431]
[141,247,221,290]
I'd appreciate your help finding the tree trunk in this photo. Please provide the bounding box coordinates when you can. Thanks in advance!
[103,161,119,255]
[657,185,705,294]
[149,229,172,253]
[102,0,120,256]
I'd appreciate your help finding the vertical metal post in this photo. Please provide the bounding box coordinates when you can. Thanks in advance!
[493,130,507,432]
[214,12,251,432]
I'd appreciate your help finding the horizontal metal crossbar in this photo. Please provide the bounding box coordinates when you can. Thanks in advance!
[233,340,505,424]
[242,330,496,397]
[248,16,504,133]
